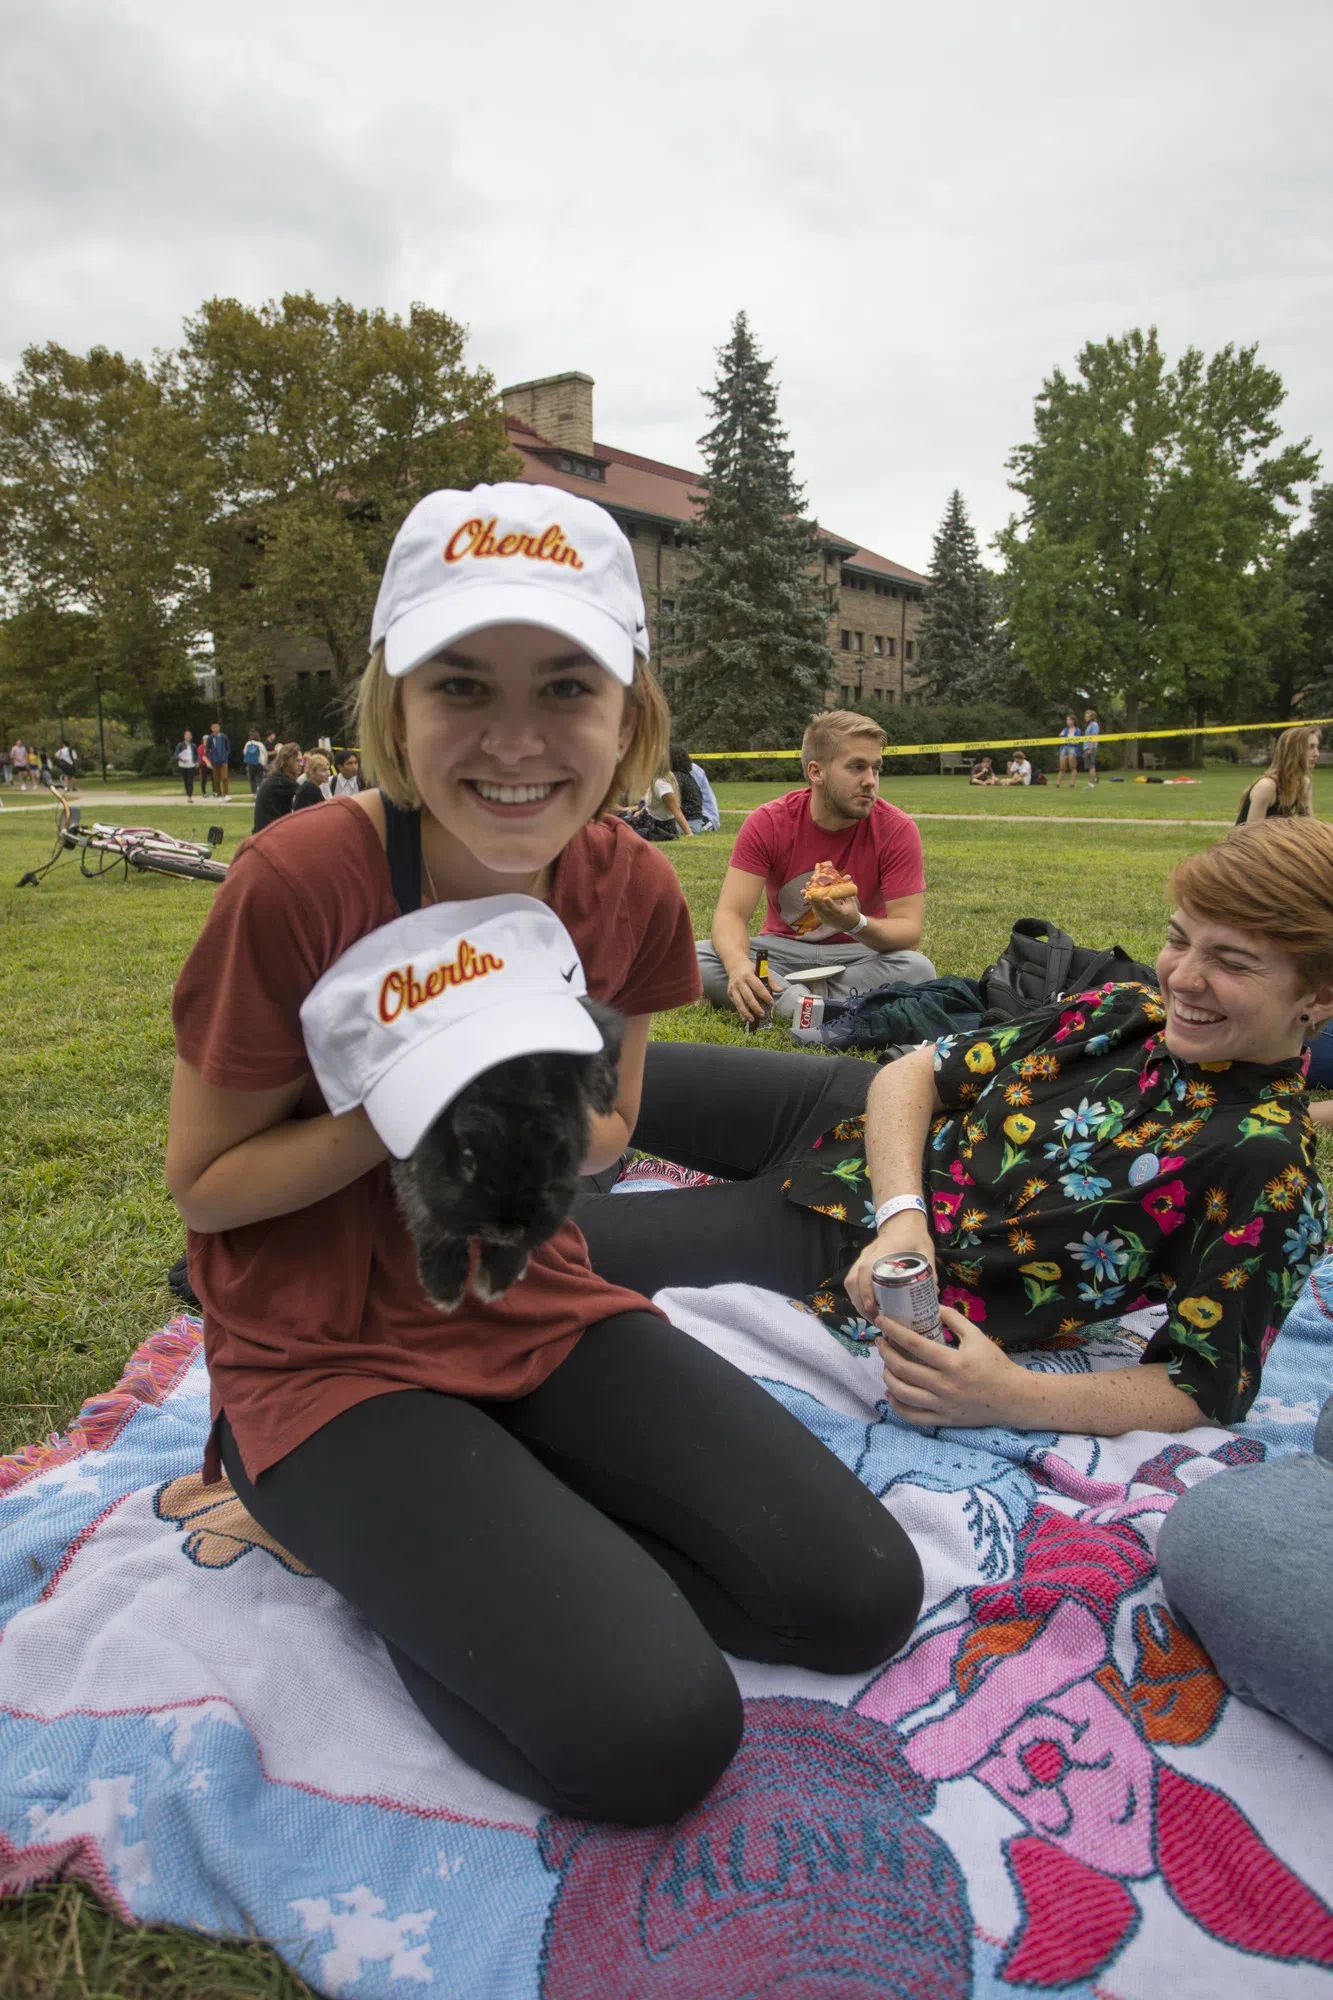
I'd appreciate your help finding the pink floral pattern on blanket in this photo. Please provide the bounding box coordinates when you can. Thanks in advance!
[856,1505,1333,1987]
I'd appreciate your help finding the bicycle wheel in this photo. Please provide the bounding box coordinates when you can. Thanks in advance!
[128,849,228,884]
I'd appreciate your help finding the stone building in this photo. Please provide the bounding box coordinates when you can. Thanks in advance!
[500,372,930,707]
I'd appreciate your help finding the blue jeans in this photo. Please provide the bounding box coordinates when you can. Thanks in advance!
[1306,1022,1333,1090]
[1156,1396,1333,1750]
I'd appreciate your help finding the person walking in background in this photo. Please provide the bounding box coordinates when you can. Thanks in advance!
[174,728,200,801]
[1083,705,1101,786]
[198,736,215,798]
[332,751,362,796]
[292,752,332,810]
[1055,712,1079,787]
[1235,725,1319,824]
[687,752,721,832]
[252,742,304,832]
[53,742,79,794]
[203,721,232,802]
[242,728,266,794]
[10,740,31,792]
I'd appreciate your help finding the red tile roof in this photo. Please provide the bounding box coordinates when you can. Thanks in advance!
[505,417,929,588]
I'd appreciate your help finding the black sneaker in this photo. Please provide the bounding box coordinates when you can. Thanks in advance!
[166,1253,201,1310]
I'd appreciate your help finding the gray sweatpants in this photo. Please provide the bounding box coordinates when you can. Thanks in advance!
[696,934,936,1010]
[1155,1394,1333,1752]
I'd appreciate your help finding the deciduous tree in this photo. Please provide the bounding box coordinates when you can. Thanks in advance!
[182,294,518,707]
[664,314,834,748]
[0,344,208,719]
[998,329,1318,762]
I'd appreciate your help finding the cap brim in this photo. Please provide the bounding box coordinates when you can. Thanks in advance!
[364,990,606,1158]
[383,583,639,686]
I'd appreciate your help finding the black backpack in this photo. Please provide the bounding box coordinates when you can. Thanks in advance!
[980,918,1158,1024]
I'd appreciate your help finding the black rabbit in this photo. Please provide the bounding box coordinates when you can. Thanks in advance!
[391,998,626,1311]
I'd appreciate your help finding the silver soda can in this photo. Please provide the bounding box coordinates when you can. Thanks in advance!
[870,1253,950,1344]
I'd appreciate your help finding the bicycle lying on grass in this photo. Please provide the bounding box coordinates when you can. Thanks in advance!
[16,788,230,888]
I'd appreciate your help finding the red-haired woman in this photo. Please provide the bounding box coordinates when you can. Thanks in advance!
[582,819,1333,1436]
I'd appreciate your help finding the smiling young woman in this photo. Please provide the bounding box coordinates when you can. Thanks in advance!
[164,483,923,1825]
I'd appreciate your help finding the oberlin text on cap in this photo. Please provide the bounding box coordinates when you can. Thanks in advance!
[378,941,505,1024]
[443,518,585,571]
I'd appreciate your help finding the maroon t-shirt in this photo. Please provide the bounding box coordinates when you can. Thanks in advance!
[172,797,702,1482]
[729,788,925,941]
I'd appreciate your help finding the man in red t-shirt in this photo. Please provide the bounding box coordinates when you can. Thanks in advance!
[698,711,934,1021]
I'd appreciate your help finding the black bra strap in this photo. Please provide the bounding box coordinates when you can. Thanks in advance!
[380,790,423,914]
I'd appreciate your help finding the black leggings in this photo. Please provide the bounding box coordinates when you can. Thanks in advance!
[221,1311,921,1826]
[575,1042,876,1298]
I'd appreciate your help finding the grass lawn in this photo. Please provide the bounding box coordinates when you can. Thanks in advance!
[1,783,1329,1994]
[713,764,1333,823]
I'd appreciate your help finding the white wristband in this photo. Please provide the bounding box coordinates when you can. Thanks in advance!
[850,911,869,935]
[874,1194,927,1231]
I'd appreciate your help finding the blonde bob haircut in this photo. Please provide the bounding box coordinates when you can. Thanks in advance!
[1170,818,1333,990]
[352,642,670,822]
[800,708,887,777]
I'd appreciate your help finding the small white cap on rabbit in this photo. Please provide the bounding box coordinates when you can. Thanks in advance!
[299,893,605,1158]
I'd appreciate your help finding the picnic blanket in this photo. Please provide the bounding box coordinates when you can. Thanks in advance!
[2,1268,1332,1998]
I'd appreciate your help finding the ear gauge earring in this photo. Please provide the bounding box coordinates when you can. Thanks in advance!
[1301,1013,1311,1025]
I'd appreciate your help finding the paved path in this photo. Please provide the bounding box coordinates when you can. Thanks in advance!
[0,792,246,812]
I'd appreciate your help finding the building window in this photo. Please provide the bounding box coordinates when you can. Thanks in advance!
[854,632,864,652]
[884,687,896,703]
[262,677,275,715]
[556,453,605,481]
[885,638,896,659]
[841,630,851,650]
[872,636,882,656]
[839,685,853,703]
[840,569,852,588]
[316,670,332,686]
[296,671,310,687]
[622,520,638,539]
[661,598,676,643]
[905,641,915,662]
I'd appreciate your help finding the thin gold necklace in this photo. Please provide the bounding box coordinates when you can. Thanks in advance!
[420,836,550,906]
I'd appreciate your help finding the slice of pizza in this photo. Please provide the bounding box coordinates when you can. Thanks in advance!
[803,859,859,904]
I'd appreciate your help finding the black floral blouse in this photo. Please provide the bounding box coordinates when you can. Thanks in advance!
[785,983,1327,1425]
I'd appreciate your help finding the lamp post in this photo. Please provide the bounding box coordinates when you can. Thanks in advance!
[92,666,108,783]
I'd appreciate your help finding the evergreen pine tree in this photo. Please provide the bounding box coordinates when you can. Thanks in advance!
[917,489,1004,704]
[663,314,834,748]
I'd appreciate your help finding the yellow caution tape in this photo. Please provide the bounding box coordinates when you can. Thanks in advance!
[691,718,1333,761]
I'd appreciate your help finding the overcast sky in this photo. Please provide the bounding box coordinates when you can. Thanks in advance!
[3,0,1330,574]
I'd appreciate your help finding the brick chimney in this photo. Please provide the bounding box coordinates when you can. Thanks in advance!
[501,372,595,455]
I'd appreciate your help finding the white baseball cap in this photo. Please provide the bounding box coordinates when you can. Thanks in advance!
[371,482,650,687]
[299,895,605,1158]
